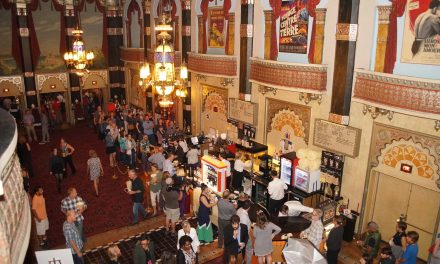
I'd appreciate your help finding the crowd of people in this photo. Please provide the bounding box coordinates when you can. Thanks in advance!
[9,99,440,264]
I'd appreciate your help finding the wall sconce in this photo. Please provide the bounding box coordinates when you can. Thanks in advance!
[362,105,394,120]
[435,120,440,131]
[195,74,207,82]
[299,92,322,104]
[3,88,9,93]
[220,78,234,87]
[50,84,56,89]
[257,86,277,96]
[92,81,97,85]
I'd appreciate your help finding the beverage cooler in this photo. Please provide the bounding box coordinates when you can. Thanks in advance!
[201,155,227,194]
[294,168,321,193]
[280,152,297,186]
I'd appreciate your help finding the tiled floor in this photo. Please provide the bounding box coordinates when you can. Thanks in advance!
[83,217,221,264]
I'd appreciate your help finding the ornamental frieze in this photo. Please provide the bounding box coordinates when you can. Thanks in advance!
[249,58,327,92]
[353,69,440,117]
[188,52,238,78]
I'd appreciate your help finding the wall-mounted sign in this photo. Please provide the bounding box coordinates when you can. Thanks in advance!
[313,119,362,158]
[228,98,258,126]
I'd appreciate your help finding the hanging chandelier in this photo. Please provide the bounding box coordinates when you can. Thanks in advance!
[63,8,94,76]
[139,11,188,107]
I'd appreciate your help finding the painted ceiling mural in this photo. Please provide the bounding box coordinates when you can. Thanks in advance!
[0,8,20,76]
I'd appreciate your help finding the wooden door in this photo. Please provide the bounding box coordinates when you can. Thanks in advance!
[372,174,411,243]
[406,184,440,261]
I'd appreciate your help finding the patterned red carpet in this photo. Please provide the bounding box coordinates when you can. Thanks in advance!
[28,121,133,247]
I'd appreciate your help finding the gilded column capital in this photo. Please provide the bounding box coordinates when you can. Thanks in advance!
[377,5,392,24]
[264,10,273,22]
[315,8,326,24]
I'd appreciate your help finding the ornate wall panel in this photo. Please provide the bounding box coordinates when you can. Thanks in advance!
[265,98,311,155]
[0,76,24,97]
[188,52,237,77]
[250,58,327,92]
[370,123,440,190]
[353,69,440,118]
[35,72,69,93]
[201,85,229,136]
[81,70,108,89]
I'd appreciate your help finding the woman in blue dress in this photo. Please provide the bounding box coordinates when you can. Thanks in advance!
[196,184,217,243]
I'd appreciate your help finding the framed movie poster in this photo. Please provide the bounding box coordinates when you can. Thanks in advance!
[208,8,225,48]
[401,0,440,65]
[279,0,309,54]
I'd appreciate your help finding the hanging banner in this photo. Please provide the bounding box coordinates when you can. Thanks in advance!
[401,0,440,65]
[279,0,309,54]
[208,8,225,48]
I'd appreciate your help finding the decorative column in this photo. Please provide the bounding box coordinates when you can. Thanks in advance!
[107,4,125,100]
[144,0,153,112]
[239,0,254,101]
[313,8,326,64]
[226,13,235,55]
[174,16,180,51]
[197,15,203,53]
[374,6,392,72]
[65,3,81,103]
[329,0,360,125]
[16,3,38,108]
[181,0,191,133]
[263,10,272,60]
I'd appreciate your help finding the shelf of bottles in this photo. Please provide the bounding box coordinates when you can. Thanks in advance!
[200,155,227,194]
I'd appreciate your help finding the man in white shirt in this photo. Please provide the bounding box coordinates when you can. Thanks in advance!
[163,152,176,176]
[219,153,231,188]
[278,200,313,217]
[267,170,287,215]
[236,200,252,264]
[232,153,245,191]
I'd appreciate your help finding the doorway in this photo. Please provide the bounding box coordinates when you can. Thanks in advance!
[39,92,69,127]
[370,171,440,261]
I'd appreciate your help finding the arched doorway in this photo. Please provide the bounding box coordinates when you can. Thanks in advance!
[362,125,440,262]
[35,73,71,126]
[80,70,109,120]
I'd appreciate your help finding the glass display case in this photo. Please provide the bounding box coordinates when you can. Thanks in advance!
[252,179,269,209]
[294,168,321,193]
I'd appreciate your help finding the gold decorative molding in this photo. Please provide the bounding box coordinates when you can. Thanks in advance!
[353,69,440,119]
[314,8,326,64]
[264,10,273,60]
[374,6,392,72]
[226,13,235,55]
[249,57,327,92]
[335,23,358,41]
[197,15,203,54]
[188,52,238,77]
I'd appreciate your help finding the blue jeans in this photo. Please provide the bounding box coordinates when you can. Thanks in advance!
[74,220,85,243]
[132,202,148,223]
[72,253,84,264]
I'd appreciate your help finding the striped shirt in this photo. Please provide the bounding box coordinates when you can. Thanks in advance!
[63,221,83,254]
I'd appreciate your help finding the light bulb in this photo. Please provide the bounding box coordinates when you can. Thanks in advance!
[180,65,188,79]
